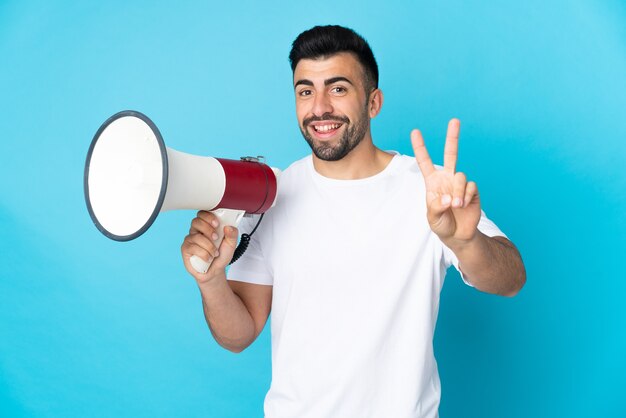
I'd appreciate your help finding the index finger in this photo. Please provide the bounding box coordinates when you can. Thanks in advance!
[411,129,435,177]
[197,210,219,227]
[443,118,460,173]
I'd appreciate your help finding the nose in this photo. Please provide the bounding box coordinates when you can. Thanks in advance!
[311,91,333,117]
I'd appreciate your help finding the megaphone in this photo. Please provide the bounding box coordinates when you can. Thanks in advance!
[84,110,280,273]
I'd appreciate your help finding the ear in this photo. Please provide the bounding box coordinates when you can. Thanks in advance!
[368,89,384,118]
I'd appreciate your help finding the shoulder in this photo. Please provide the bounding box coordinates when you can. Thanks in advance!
[281,154,311,177]
[386,152,428,181]
[391,152,446,178]
[275,155,312,191]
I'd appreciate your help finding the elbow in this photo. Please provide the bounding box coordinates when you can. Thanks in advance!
[219,334,254,352]
[490,236,526,297]
[219,340,252,353]
[501,287,521,298]
[500,266,527,297]
[210,330,254,353]
[225,345,247,354]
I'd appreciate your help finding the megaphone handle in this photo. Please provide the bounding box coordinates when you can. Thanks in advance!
[190,208,246,274]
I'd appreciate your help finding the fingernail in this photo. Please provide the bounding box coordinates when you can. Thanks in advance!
[453,197,462,207]
[211,220,219,227]
[211,233,218,241]
[441,194,452,205]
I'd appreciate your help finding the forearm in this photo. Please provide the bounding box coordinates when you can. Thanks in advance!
[446,232,526,296]
[198,274,256,352]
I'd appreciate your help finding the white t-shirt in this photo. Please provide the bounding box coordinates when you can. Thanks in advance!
[228,153,506,418]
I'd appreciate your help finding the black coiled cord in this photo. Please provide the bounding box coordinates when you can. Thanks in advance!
[229,213,264,265]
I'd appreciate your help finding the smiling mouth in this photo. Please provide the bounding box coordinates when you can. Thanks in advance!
[313,123,342,132]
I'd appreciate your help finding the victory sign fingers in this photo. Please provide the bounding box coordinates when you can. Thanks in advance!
[410,118,461,178]
[410,118,482,241]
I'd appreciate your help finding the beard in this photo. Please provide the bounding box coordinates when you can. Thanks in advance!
[299,105,370,162]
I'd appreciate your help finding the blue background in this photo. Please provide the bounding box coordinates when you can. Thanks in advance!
[1,0,625,417]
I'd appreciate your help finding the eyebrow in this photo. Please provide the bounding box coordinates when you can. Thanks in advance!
[294,76,354,89]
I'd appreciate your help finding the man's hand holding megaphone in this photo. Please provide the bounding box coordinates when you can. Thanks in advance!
[181,211,240,283]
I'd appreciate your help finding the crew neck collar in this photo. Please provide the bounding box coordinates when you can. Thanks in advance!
[308,151,401,185]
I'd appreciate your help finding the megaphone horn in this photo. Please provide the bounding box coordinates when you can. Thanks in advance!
[84,110,280,273]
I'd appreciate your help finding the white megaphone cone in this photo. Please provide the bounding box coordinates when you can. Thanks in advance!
[84,110,280,273]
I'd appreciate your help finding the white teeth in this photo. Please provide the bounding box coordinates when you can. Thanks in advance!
[314,124,340,132]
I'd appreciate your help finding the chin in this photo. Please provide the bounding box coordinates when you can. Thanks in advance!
[312,143,351,161]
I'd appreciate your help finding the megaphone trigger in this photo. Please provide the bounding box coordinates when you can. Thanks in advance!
[190,255,211,274]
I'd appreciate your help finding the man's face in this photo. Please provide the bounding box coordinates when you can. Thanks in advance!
[293,52,373,161]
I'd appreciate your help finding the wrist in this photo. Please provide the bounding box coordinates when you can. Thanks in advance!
[196,270,228,293]
[442,230,484,255]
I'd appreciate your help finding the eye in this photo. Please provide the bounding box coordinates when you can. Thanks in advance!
[298,89,313,97]
[331,86,347,94]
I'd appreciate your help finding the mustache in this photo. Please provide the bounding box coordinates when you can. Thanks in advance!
[303,113,350,126]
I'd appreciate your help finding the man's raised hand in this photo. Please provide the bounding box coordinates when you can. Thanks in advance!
[410,119,481,245]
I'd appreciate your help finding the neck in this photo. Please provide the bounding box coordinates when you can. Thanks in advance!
[311,134,394,180]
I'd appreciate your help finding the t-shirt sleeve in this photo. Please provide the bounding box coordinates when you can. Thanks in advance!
[226,214,274,285]
[442,209,508,286]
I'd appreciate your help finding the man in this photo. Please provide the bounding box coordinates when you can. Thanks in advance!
[181,25,525,418]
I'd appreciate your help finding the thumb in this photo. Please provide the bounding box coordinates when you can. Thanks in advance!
[210,226,239,270]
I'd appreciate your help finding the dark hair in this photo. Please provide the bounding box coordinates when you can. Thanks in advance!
[289,25,379,92]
